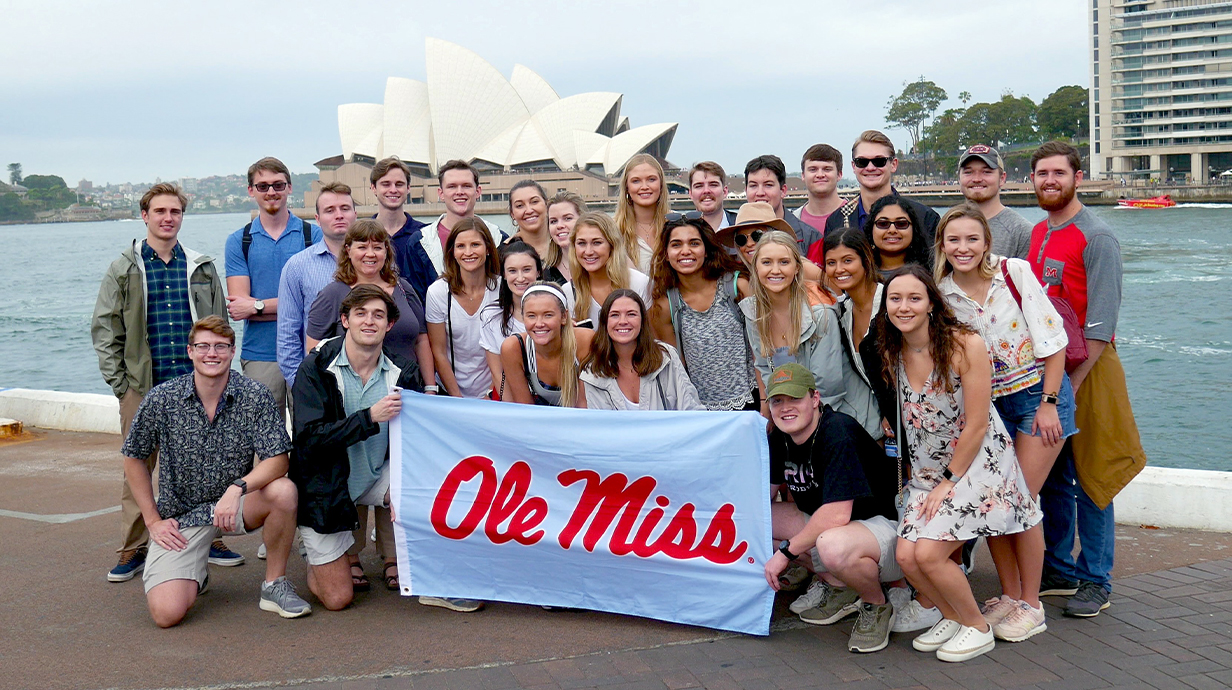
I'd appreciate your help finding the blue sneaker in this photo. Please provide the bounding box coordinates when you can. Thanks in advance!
[208,540,245,567]
[107,547,147,582]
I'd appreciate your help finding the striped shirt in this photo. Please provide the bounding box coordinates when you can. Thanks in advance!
[141,241,194,385]
[276,240,339,385]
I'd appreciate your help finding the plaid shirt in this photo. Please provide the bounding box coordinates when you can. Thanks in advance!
[141,241,194,385]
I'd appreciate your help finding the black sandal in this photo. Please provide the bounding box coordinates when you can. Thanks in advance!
[350,563,371,592]
[383,562,399,591]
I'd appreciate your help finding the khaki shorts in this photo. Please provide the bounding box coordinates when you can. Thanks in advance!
[810,515,903,583]
[298,526,355,566]
[143,495,248,593]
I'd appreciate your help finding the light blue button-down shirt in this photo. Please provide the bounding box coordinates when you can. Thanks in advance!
[277,239,338,385]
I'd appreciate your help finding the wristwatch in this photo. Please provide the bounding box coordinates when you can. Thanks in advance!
[253,300,266,315]
[941,467,962,482]
[1040,392,1059,405]
[231,478,248,495]
[778,540,799,560]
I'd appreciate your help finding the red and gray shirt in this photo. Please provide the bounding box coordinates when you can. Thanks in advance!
[1027,206,1122,343]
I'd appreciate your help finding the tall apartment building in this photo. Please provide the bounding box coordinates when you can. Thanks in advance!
[1094,0,1232,182]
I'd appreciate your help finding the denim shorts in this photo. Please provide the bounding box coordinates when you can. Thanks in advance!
[994,374,1078,439]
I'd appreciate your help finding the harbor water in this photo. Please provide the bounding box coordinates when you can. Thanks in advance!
[1,207,1228,471]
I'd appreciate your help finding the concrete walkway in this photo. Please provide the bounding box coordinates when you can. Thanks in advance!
[3,429,1231,690]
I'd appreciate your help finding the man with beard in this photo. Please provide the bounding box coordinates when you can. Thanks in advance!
[1028,141,1145,619]
[371,157,437,302]
[957,145,1031,260]
[688,161,737,231]
[226,157,321,426]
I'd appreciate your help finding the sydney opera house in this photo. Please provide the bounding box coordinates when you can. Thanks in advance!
[311,38,678,209]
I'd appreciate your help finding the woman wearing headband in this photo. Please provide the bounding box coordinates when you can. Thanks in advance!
[579,289,703,411]
[425,218,502,398]
[648,211,757,411]
[543,191,588,284]
[566,211,651,328]
[481,242,541,397]
[499,283,593,407]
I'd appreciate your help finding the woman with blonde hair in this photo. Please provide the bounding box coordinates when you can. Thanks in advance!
[614,153,670,272]
[566,211,651,327]
[499,282,593,407]
[544,191,588,284]
[425,218,502,398]
[740,231,849,421]
[935,203,1075,643]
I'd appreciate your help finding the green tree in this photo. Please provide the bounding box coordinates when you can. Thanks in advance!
[21,174,67,190]
[958,91,972,105]
[0,192,34,222]
[886,77,948,155]
[987,93,1038,146]
[7,163,20,186]
[1038,85,1089,140]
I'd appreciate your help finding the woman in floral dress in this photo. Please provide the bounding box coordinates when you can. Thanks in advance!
[877,264,1040,663]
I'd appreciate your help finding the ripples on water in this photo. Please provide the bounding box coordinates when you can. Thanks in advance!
[1,209,1228,471]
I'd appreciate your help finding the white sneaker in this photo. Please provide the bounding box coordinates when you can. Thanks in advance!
[994,602,1048,642]
[257,543,267,560]
[912,618,962,652]
[980,594,1020,626]
[789,579,829,614]
[937,623,995,662]
[893,596,944,633]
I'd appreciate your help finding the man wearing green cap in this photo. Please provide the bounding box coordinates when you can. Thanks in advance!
[762,362,904,653]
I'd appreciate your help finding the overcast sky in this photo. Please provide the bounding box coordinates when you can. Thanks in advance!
[2,0,1088,185]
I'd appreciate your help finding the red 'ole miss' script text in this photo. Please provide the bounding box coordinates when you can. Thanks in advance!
[428,456,748,565]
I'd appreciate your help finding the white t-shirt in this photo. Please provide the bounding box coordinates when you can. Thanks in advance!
[564,269,653,327]
[478,305,525,355]
[425,279,501,398]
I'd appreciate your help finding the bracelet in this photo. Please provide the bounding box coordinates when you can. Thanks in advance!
[423,385,440,393]
[1040,392,1059,405]
[941,467,962,482]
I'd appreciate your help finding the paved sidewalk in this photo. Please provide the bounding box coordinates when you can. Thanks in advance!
[3,429,1232,690]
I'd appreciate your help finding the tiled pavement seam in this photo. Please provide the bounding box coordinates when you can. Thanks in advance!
[277,558,1232,690]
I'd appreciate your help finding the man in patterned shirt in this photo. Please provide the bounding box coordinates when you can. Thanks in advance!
[123,316,311,627]
[92,183,230,583]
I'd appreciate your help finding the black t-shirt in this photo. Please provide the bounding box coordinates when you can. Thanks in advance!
[769,406,898,521]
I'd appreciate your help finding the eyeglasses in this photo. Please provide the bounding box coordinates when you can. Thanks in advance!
[191,343,234,354]
[253,181,289,193]
[665,211,704,222]
[852,156,892,169]
[733,229,765,247]
[873,218,912,230]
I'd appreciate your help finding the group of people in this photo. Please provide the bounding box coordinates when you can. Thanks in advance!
[92,132,1146,665]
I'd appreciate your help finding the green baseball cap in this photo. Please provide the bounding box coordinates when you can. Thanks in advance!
[765,363,816,399]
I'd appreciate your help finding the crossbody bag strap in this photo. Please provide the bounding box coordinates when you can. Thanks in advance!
[1000,259,1024,311]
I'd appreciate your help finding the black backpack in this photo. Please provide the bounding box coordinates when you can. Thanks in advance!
[241,220,314,261]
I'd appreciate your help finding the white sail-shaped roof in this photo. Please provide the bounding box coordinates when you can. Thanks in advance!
[338,104,384,160]
[335,39,675,175]
[381,78,431,166]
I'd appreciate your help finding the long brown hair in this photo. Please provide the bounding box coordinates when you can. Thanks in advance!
[582,288,664,378]
[441,217,500,294]
[876,264,976,394]
[614,153,669,265]
[335,219,397,286]
[650,218,741,300]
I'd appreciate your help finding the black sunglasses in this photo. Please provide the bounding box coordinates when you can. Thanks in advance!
[665,210,705,223]
[253,181,289,192]
[873,218,912,230]
[733,229,765,247]
[852,156,892,169]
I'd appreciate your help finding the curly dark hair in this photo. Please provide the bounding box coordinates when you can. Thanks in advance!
[649,218,741,300]
[864,195,932,270]
[876,264,976,395]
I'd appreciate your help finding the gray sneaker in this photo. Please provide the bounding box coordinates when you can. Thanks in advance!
[789,579,830,614]
[1064,581,1110,618]
[848,600,896,653]
[259,576,312,618]
[419,596,485,613]
[799,585,860,625]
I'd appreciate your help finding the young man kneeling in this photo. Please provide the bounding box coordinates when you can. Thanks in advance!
[123,316,309,627]
[762,364,904,653]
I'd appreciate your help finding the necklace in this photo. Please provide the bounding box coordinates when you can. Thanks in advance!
[910,343,928,353]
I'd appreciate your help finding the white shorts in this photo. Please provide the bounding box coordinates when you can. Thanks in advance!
[298,526,355,566]
[810,515,903,583]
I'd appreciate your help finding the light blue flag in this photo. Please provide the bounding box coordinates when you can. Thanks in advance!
[391,393,774,636]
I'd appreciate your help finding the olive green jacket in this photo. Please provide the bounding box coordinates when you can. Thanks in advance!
[91,239,227,398]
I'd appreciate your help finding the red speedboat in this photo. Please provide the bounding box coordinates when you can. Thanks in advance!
[1118,194,1176,209]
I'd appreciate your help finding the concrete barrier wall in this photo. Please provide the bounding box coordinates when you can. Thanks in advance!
[0,388,120,434]
[0,388,1227,532]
